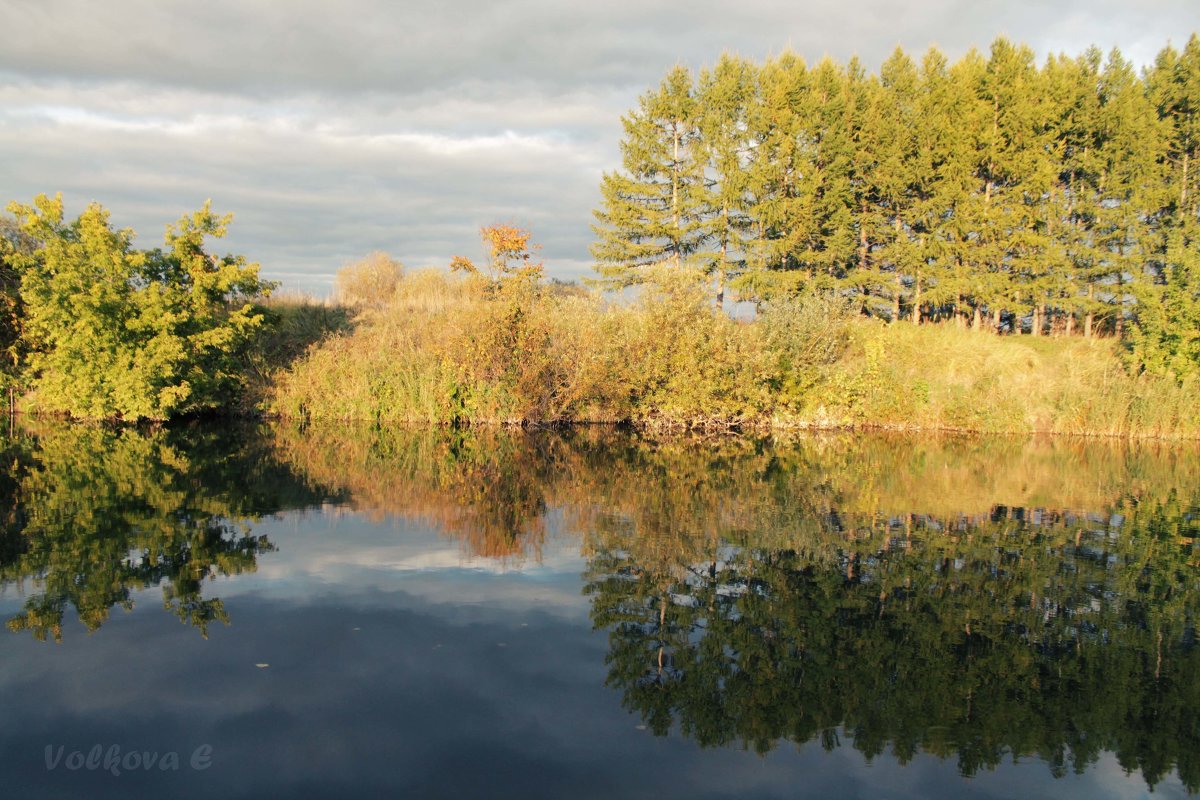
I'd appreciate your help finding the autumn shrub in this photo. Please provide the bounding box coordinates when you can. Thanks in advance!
[334,251,404,306]
[271,265,775,425]
[760,291,856,411]
[615,266,774,425]
[434,279,630,422]
[270,270,603,423]
[393,267,488,314]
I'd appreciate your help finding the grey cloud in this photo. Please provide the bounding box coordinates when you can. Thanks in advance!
[3,0,1193,100]
[2,94,608,291]
[1,0,1195,292]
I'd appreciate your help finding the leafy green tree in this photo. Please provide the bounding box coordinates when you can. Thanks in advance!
[0,215,34,392]
[6,195,271,420]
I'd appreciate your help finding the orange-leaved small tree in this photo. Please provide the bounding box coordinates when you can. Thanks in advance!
[450,224,544,283]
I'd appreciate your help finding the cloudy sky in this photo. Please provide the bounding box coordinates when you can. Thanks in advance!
[2,1,1196,293]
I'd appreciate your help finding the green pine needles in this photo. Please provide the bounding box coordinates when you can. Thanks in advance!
[591,37,1200,381]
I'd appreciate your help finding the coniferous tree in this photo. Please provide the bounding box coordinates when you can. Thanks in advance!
[592,66,709,287]
[871,48,923,323]
[696,54,757,304]
[978,38,1052,333]
[1043,49,1104,336]
[846,65,889,315]
[949,49,1011,330]
[738,53,813,299]
[920,47,989,327]
[592,34,1199,356]
[804,57,860,288]
[1019,50,1070,336]
[1134,36,1200,376]
[1093,50,1166,338]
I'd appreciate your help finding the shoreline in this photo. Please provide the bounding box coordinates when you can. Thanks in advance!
[11,407,1200,443]
[254,409,1200,442]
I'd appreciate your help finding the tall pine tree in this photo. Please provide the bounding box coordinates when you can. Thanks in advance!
[592,66,709,287]
[696,54,757,304]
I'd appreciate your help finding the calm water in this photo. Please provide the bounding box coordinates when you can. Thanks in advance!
[0,421,1197,799]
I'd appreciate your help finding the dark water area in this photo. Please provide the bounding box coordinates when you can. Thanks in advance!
[0,421,1197,799]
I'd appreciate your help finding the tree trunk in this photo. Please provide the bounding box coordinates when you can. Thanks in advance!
[671,124,680,266]
[718,209,727,307]
[912,274,921,326]
[1182,150,1189,208]
[912,237,924,326]
[1085,284,1094,337]
[893,272,901,323]
[1115,275,1124,338]
[858,199,870,269]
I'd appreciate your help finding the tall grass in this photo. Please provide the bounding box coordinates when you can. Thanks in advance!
[805,321,1200,438]
[239,292,352,412]
[265,268,1200,439]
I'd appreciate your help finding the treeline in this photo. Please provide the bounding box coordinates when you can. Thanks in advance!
[4,196,1199,431]
[592,36,1200,376]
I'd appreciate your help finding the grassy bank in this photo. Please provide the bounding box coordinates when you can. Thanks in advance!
[263,268,1200,439]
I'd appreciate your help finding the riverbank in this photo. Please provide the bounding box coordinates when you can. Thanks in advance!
[262,270,1200,440]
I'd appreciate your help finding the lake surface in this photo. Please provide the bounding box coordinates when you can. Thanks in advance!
[0,421,1197,799]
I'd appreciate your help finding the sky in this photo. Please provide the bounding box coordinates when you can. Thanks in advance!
[1,1,1197,294]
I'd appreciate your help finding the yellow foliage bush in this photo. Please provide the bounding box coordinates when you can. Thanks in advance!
[334,251,404,306]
